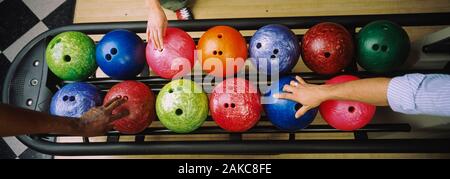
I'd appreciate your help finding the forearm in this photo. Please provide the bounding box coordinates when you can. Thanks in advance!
[323,78,391,106]
[0,104,81,137]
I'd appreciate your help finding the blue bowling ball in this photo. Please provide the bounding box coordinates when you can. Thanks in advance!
[50,82,101,118]
[96,29,146,79]
[249,24,300,74]
[264,76,317,131]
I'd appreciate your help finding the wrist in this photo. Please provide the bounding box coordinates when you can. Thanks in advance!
[317,84,333,102]
[51,117,83,136]
[148,5,164,18]
[70,119,84,136]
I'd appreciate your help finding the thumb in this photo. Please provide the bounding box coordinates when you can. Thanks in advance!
[295,106,310,119]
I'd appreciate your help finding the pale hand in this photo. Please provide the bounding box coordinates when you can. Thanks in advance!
[147,5,168,51]
[274,76,330,118]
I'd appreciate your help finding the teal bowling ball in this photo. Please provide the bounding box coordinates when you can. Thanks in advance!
[357,20,410,73]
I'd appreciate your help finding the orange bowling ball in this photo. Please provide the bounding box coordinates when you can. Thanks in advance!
[198,26,248,77]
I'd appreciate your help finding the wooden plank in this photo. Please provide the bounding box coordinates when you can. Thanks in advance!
[74,0,450,23]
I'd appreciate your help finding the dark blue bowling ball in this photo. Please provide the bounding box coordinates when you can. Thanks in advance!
[249,24,300,74]
[96,29,146,79]
[50,82,101,118]
[264,76,317,131]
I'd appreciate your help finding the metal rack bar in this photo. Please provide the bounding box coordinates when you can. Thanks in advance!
[37,123,412,137]
[17,137,450,156]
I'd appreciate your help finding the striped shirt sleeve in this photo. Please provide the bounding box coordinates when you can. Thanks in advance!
[387,73,450,117]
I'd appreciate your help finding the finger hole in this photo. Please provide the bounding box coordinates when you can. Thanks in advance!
[294,103,302,111]
[348,106,355,113]
[175,108,183,116]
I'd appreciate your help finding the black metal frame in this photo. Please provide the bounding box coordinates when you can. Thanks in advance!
[3,13,450,156]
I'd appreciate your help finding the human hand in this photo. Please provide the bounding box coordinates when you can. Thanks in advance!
[274,76,330,118]
[147,4,168,51]
[77,96,129,137]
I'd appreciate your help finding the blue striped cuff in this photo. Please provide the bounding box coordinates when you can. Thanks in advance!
[387,74,426,115]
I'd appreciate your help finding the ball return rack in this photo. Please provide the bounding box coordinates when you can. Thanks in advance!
[3,12,450,156]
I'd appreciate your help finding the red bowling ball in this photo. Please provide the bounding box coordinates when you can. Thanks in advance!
[301,22,354,75]
[146,28,195,79]
[210,78,262,132]
[104,81,156,134]
[319,75,376,131]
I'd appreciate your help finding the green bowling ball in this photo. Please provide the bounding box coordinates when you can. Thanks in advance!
[356,20,410,73]
[156,79,208,133]
[46,31,97,81]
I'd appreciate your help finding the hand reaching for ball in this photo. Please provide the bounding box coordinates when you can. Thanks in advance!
[274,76,330,118]
[146,0,168,51]
[77,96,129,137]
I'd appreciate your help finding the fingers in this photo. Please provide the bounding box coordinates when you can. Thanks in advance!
[295,76,307,85]
[151,29,159,50]
[295,106,310,119]
[282,84,296,93]
[109,109,130,122]
[273,93,295,101]
[104,97,127,113]
[157,29,164,50]
[154,29,161,50]
[103,95,122,108]
[290,80,299,87]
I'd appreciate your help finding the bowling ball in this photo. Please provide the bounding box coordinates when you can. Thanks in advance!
[46,31,97,81]
[357,20,410,73]
[146,28,195,79]
[301,22,354,75]
[198,26,248,77]
[210,78,262,132]
[156,79,208,133]
[104,81,155,134]
[319,75,376,131]
[264,76,318,131]
[249,24,300,74]
[96,29,146,79]
[50,82,101,118]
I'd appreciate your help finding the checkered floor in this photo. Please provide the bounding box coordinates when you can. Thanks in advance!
[0,0,76,159]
